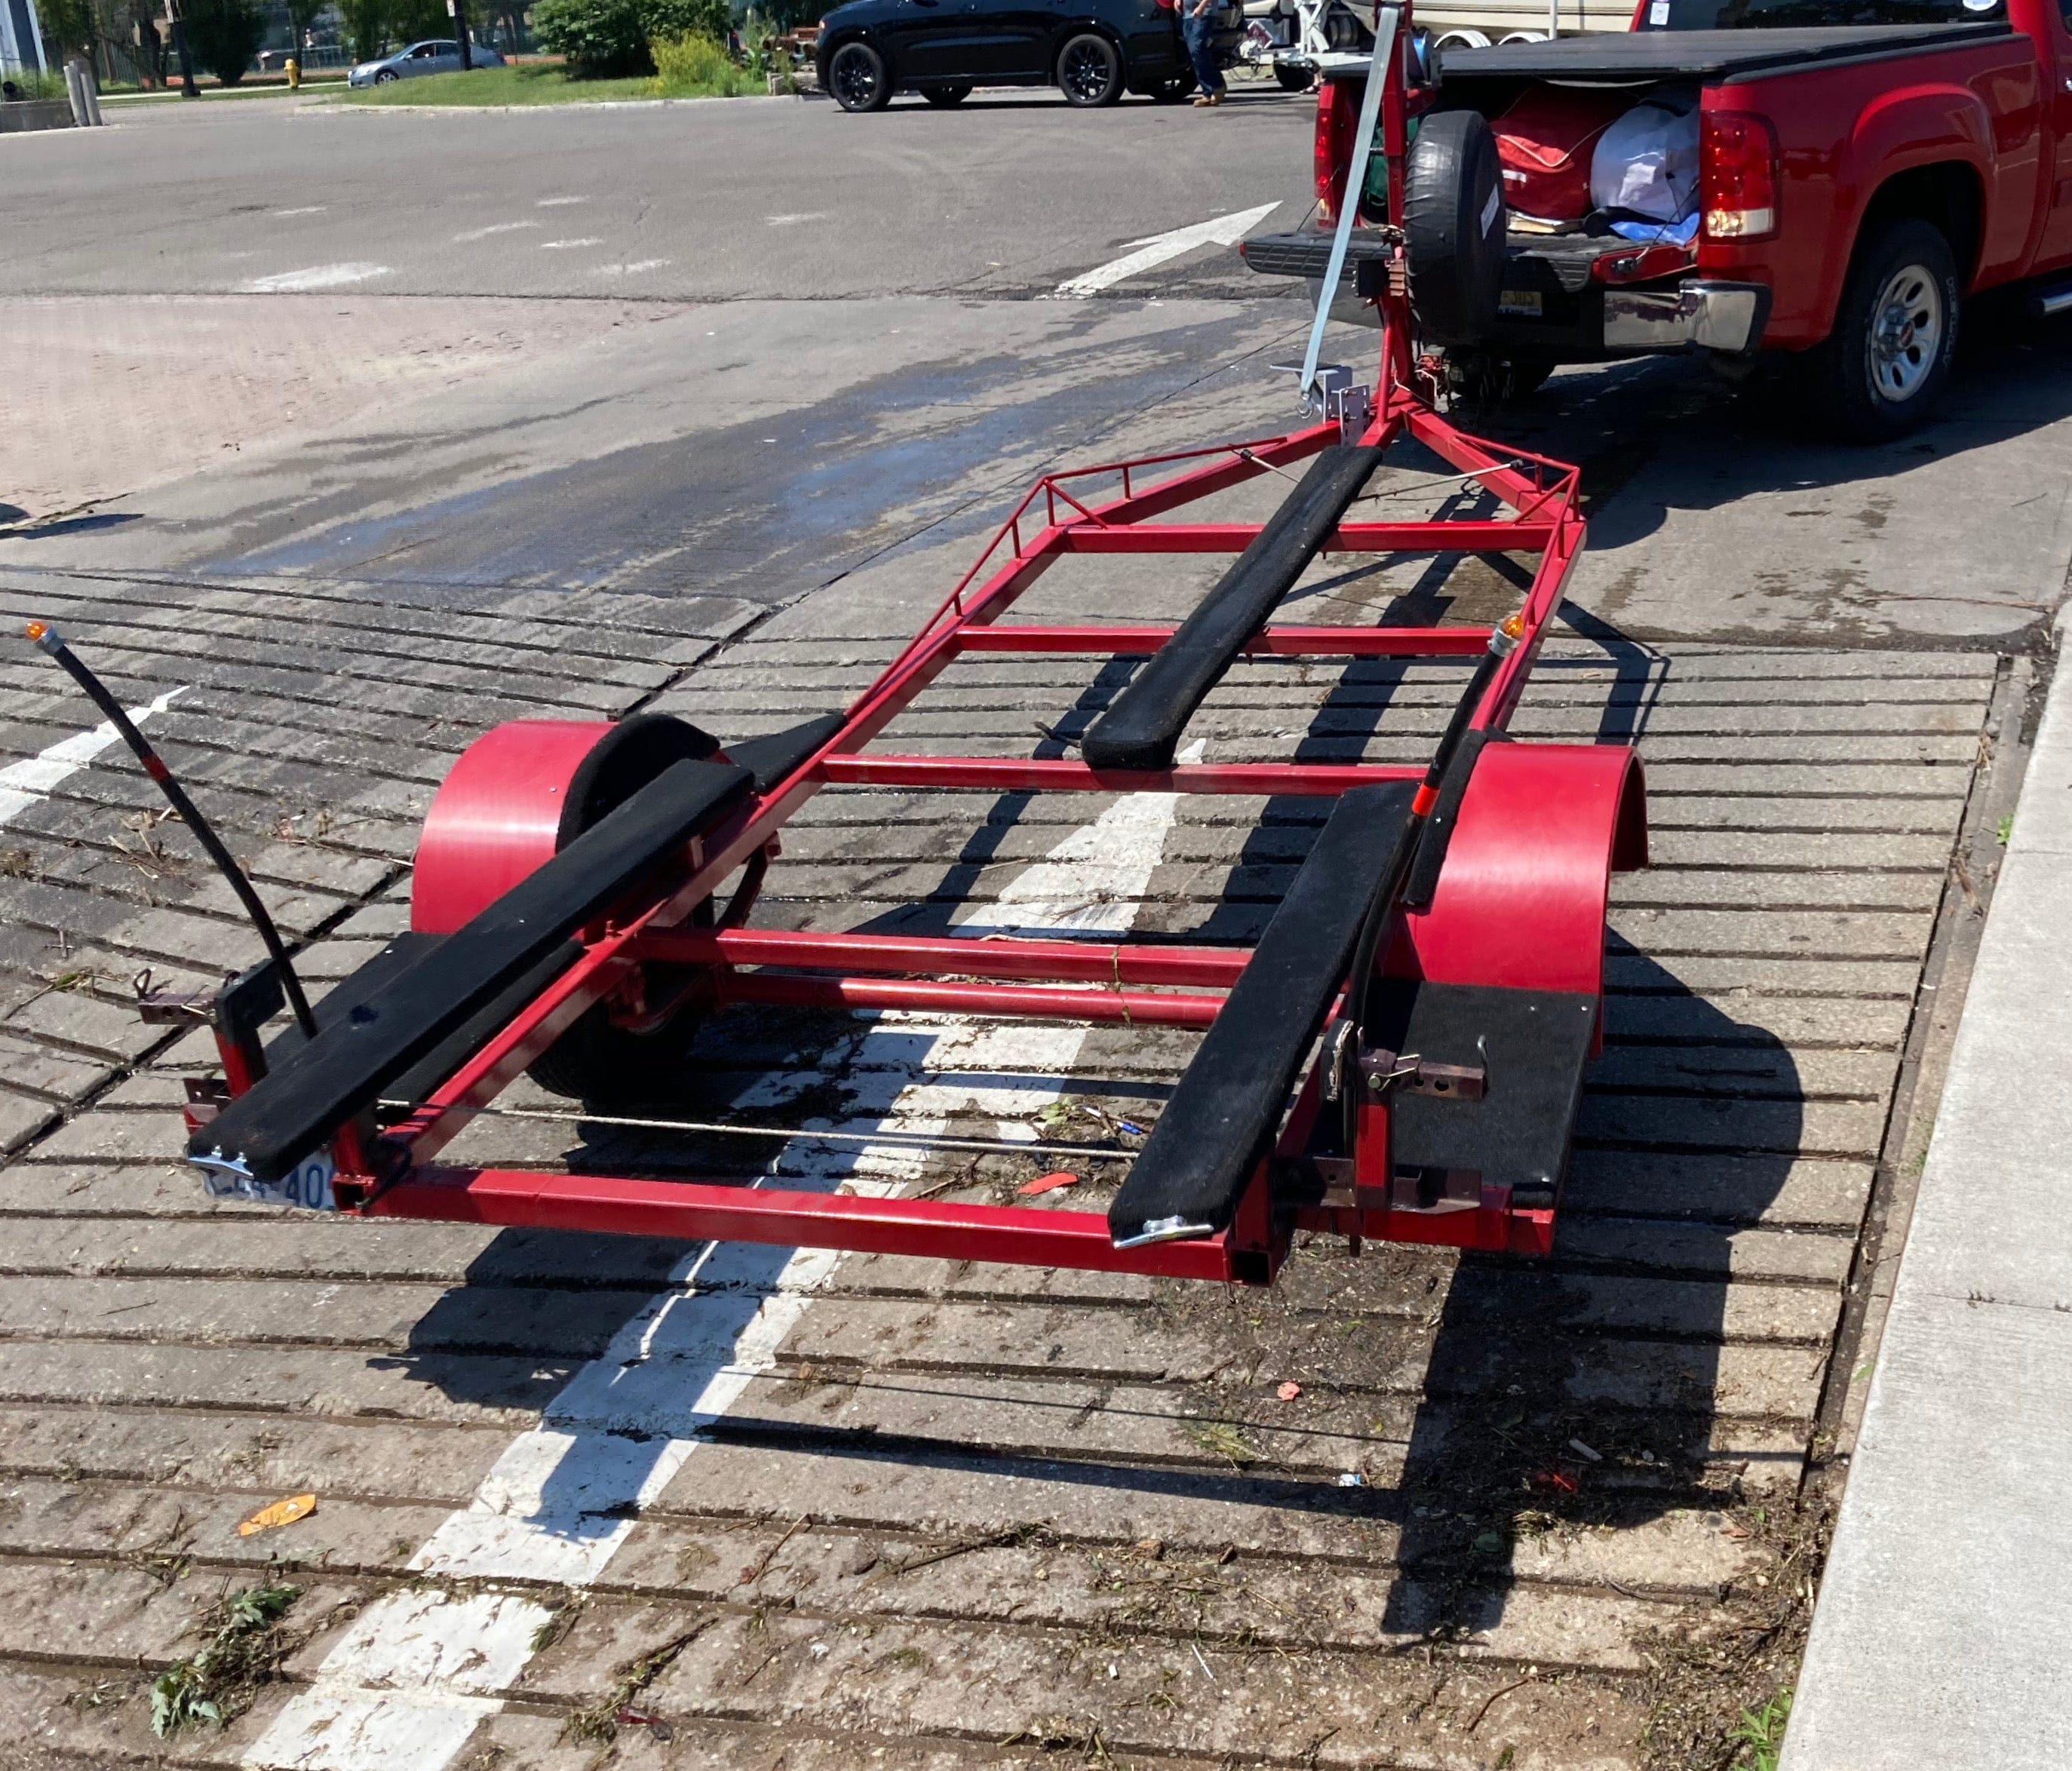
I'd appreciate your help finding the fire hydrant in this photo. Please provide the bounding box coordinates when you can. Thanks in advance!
[285,55,300,88]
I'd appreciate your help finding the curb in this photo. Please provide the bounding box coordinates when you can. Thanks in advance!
[1782,613,2072,1769]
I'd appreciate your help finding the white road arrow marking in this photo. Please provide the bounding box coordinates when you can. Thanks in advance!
[1052,200,1279,298]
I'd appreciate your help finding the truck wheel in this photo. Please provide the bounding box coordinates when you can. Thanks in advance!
[1058,33,1122,106]
[1403,108,1507,348]
[1810,217,1959,442]
[827,40,892,112]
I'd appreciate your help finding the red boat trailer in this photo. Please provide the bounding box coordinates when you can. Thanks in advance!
[35,2,1645,1293]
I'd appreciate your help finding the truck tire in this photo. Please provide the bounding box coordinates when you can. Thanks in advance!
[1810,216,1960,442]
[1403,108,1507,348]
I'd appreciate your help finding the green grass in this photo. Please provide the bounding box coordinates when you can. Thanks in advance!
[1727,1687,1793,1771]
[2,68,66,99]
[334,59,752,105]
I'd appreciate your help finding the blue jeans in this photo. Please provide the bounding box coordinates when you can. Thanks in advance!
[1182,11,1224,95]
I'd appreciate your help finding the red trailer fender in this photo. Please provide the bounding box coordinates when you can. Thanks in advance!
[1393,740,1647,1006]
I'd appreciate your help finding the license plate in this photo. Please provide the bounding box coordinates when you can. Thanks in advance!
[201,1149,338,1211]
[1499,290,1543,318]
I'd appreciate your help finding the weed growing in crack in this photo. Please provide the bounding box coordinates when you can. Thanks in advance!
[150,1581,302,1736]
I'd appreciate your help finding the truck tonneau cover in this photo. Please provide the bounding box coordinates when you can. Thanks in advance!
[1357,22,2013,83]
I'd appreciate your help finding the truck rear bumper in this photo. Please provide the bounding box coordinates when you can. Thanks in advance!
[1297,271,1772,359]
[1241,232,1770,361]
[1604,281,1770,356]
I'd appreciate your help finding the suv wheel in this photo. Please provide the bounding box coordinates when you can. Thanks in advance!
[1057,32,1122,106]
[1810,216,1959,441]
[827,39,891,112]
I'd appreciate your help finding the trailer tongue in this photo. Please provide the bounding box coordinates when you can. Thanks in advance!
[29,0,1644,1291]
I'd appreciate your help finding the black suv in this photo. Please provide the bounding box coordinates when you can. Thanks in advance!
[815,0,1245,110]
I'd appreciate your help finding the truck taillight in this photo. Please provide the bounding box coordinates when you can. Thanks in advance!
[1315,78,1351,224]
[1702,111,1777,242]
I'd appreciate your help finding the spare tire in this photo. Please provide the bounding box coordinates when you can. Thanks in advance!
[1404,108,1507,348]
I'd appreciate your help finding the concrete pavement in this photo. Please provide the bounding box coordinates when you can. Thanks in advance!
[1,84,2069,1771]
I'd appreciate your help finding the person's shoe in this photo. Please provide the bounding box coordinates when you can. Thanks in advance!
[1193,90,1223,106]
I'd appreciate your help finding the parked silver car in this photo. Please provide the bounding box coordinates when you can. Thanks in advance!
[347,39,505,85]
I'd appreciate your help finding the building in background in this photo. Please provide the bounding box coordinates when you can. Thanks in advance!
[1,0,48,73]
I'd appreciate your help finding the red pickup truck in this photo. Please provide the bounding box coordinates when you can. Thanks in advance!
[1240,0,2072,437]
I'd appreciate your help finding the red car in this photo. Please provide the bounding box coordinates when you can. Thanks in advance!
[1242,0,2072,437]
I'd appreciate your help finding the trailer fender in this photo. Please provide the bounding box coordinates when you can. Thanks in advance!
[1389,740,1646,1004]
[412,717,720,934]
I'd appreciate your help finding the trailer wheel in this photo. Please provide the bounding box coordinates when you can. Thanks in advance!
[1057,32,1123,106]
[1146,73,1196,102]
[1810,217,1959,442]
[1274,62,1313,91]
[523,715,728,1106]
[525,981,711,1106]
[1403,108,1507,348]
[920,82,971,105]
[827,39,891,112]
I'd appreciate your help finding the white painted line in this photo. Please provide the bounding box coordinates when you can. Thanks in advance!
[244,751,1202,1769]
[0,688,187,827]
[765,211,828,227]
[1052,201,1279,298]
[592,259,671,277]
[273,205,326,217]
[242,262,391,293]
[539,237,604,250]
[453,220,540,241]
[536,195,587,206]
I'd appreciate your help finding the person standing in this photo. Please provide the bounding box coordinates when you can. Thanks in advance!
[1182,0,1225,107]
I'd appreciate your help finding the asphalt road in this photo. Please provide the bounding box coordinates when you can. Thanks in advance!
[2,84,1316,301]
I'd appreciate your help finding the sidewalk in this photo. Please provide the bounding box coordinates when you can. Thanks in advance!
[1782,612,2072,1769]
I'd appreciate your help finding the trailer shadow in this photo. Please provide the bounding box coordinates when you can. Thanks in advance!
[1378,956,1803,1644]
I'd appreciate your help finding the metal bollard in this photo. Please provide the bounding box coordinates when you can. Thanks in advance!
[63,57,87,125]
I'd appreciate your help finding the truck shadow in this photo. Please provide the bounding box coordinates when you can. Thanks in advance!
[1477,294,2072,565]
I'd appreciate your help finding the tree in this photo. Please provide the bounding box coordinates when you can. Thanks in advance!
[342,0,385,59]
[185,0,266,81]
[284,0,326,50]
[533,0,731,74]
[37,0,94,57]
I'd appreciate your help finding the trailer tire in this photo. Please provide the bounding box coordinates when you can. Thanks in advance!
[523,715,727,1106]
[920,82,971,105]
[525,987,710,1106]
[1403,108,1507,348]
[1274,62,1313,91]
[1809,216,1959,442]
